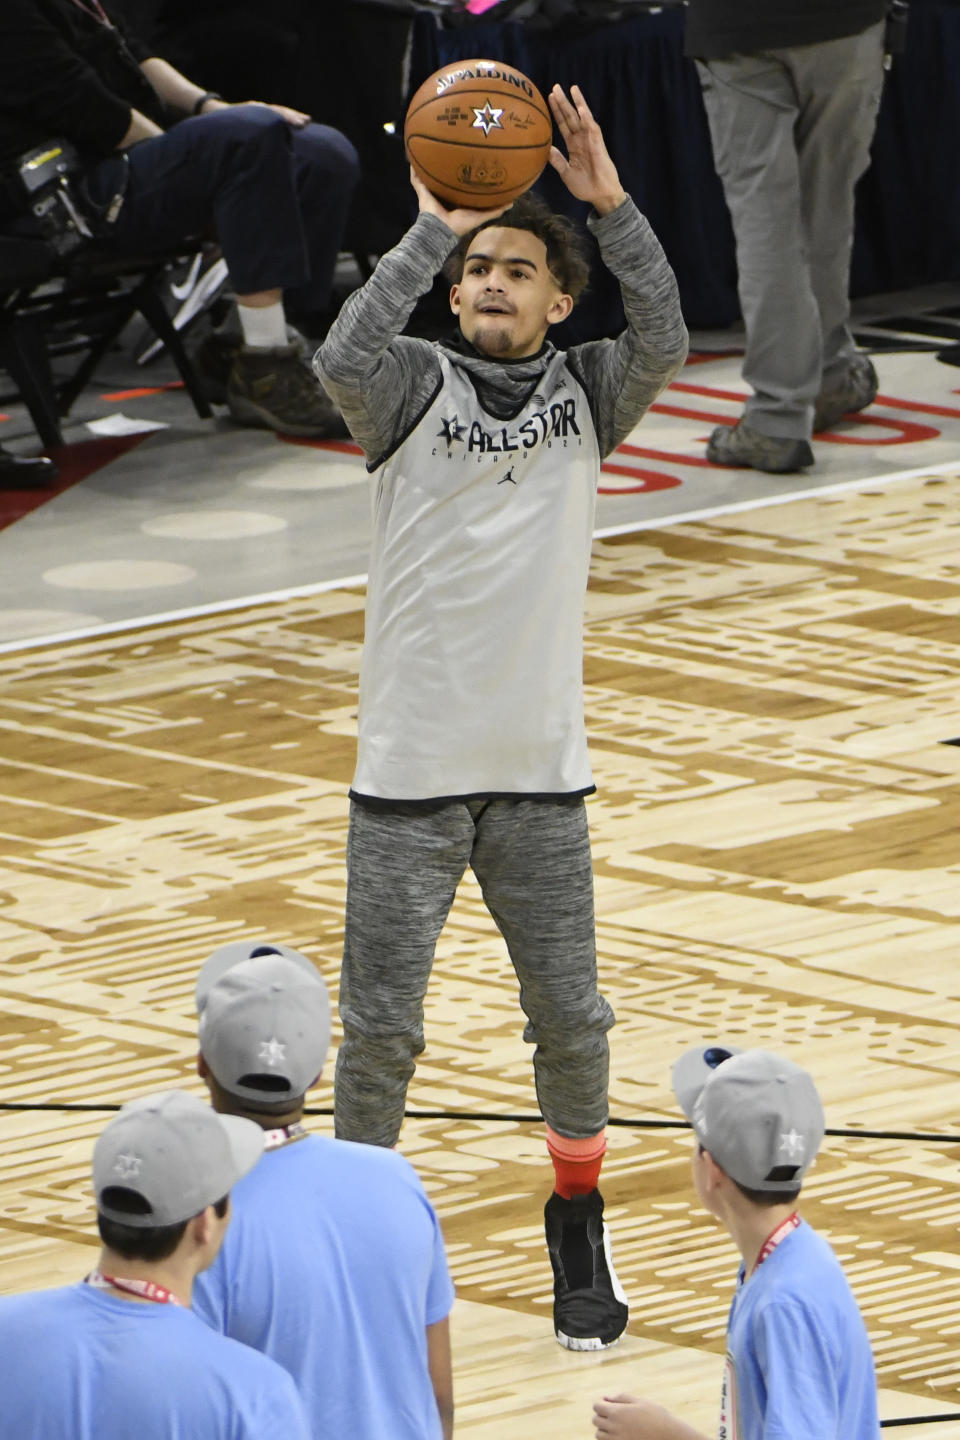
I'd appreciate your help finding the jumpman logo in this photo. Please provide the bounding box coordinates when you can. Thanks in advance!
[497,467,517,485]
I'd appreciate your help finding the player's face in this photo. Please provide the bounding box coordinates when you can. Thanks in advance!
[450,226,573,359]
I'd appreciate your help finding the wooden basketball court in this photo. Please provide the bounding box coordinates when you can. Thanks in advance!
[2,470,959,1434]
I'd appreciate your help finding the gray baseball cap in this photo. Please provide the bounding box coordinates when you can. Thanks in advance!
[672,1044,825,1192]
[93,1090,264,1227]
[195,941,331,1105]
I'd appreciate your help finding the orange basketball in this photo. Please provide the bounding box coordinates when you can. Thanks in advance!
[404,59,553,209]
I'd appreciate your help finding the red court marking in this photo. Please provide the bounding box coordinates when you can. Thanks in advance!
[615,443,715,470]
[650,401,737,424]
[599,465,683,494]
[655,380,944,445]
[278,436,364,454]
[601,444,687,494]
[667,380,747,402]
[814,414,940,445]
[874,391,960,420]
[99,382,186,400]
[684,351,743,366]
[0,434,151,534]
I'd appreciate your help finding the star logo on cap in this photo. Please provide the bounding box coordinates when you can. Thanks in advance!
[472,101,504,137]
[779,1128,805,1160]
[259,1037,286,1068]
[113,1152,142,1179]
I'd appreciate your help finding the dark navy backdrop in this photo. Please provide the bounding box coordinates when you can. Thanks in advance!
[149,0,960,341]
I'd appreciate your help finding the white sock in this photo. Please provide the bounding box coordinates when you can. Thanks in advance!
[237,301,288,350]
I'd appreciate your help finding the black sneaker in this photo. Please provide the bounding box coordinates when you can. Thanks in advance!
[544,1189,628,1351]
[813,354,879,432]
[707,420,814,474]
[227,344,348,439]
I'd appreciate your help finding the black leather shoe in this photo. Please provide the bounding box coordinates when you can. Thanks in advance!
[0,447,58,487]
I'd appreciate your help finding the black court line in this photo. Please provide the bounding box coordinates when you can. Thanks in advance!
[2,1100,959,1146]
[881,1417,960,1429]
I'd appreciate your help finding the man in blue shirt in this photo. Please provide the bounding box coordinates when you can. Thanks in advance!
[593,1046,880,1440]
[0,1090,310,1439]
[191,939,456,1440]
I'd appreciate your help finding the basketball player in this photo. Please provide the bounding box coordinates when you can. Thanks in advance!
[315,81,687,1352]
[592,1047,880,1439]
[190,940,455,1440]
[0,1091,310,1439]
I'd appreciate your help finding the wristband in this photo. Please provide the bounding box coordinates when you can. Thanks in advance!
[193,91,224,116]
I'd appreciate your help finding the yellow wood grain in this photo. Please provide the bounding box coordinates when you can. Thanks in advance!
[1,474,959,1425]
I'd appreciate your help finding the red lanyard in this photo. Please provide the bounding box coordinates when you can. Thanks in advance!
[65,0,113,27]
[85,1270,183,1306]
[754,1211,801,1270]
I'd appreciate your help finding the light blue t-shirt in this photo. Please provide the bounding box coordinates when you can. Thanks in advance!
[721,1220,879,1440]
[193,1133,455,1440]
[0,1282,309,1439]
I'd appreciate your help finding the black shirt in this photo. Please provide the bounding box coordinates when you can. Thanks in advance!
[0,0,168,167]
[684,0,888,59]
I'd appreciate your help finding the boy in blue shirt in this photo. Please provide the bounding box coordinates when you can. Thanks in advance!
[593,1046,880,1440]
[0,1091,309,1440]
[191,939,456,1440]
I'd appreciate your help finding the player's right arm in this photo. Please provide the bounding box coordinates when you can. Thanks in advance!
[315,177,509,466]
[313,212,452,465]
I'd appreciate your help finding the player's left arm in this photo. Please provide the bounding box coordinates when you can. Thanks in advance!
[549,84,688,458]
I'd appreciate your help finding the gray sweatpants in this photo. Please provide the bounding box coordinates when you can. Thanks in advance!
[697,22,885,438]
[334,796,614,1147]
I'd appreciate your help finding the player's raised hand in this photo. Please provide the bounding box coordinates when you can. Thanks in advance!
[548,84,627,216]
[409,167,512,235]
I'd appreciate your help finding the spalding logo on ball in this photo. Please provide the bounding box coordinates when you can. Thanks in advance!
[404,59,553,208]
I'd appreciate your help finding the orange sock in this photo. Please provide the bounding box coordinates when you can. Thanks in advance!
[546,1125,606,1199]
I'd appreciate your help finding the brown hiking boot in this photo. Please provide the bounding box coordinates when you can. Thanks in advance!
[226,344,348,438]
[707,421,814,474]
[813,354,878,432]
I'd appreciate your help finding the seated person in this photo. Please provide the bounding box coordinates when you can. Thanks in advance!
[0,0,360,438]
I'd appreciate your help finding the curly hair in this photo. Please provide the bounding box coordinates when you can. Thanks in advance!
[443,192,592,302]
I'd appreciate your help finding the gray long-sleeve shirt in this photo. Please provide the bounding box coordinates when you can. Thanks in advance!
[315,198,688,802]
[315,196,688,467]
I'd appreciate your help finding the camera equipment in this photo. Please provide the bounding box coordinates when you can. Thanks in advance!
[5,141,102,257]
